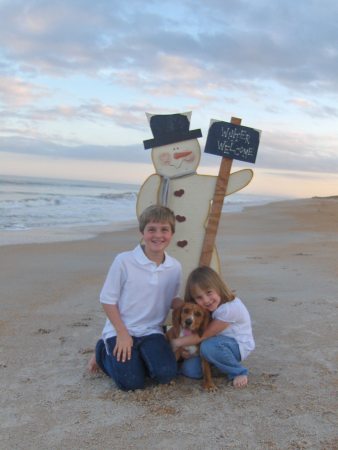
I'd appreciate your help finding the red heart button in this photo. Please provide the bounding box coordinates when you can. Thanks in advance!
[174,189,185,197]
[175,215,186,222]
[177,240,188,248]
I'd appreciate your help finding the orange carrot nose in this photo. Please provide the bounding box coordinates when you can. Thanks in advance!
[173,151,192,159]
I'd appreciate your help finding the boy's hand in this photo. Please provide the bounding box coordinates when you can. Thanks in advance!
[113,332,133,363]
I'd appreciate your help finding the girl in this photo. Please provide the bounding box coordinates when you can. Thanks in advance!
[172,266,255,388]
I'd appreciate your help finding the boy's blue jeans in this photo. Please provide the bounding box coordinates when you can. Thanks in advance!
[95,334,177,391]
[180,335,248,381]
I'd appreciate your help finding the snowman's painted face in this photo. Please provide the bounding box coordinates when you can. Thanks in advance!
[151,139,201,177]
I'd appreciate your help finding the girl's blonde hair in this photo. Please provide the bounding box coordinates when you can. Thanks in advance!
[184,266,235,305]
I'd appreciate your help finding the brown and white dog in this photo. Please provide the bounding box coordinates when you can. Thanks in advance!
[166,302,216,391]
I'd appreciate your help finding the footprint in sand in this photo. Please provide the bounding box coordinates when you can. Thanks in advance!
[265,296,278,302]
[34,328,52,334]
[69,317,93,327]
[69,321,89,327]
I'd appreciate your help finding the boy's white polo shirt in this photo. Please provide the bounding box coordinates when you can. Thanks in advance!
[100,244,181,340]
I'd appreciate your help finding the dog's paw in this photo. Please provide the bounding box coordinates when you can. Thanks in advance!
[203,381,218,392]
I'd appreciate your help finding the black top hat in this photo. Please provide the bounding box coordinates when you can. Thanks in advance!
[143,113,202,149]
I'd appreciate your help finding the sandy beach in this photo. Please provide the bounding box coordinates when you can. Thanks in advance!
[1,197,337,450]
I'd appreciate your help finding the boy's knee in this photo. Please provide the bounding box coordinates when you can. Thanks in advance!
[116,375,145,391]
[153,362,177,385]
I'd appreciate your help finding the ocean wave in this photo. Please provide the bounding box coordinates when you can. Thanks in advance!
[0,175,286,233]
[0,174,140,191]
[98,192,137,200]
[0,196,62,207]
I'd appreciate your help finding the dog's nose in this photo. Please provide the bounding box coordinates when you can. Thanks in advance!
[185,318,192,326]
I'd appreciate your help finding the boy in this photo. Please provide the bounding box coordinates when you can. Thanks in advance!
[88,205,182,391]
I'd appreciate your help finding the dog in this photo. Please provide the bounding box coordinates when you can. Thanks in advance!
[166,302,217,391]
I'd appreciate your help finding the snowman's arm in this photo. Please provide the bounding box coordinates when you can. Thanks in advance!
[136,174,162,218]
[201,168,254,228]
[225,168,253,196]
[198,168,253,214]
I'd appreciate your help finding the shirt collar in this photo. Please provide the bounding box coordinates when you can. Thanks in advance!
[133,244,173,268]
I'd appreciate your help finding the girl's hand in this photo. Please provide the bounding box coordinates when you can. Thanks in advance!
[113,332,133,362]
[170,337,187,352]
[181,349,192,360]
[171,334,201,352]
[170,338,180,352]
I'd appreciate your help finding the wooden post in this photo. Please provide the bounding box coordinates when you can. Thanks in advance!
[199,116,242,267]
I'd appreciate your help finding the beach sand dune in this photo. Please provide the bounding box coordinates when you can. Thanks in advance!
[1,198,337,449]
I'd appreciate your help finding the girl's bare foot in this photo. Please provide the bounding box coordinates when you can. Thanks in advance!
[87,354,101,373]
[233,375,248,388]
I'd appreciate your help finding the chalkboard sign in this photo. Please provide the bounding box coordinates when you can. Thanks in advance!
[204,120,260,163]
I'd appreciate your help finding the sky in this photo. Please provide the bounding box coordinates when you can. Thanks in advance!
[0,0,337,198]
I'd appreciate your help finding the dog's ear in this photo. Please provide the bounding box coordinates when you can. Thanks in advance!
[172,305,183,330]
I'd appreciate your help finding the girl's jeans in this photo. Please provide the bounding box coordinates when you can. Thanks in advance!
[180,335,248,381]
[95,334,177,391]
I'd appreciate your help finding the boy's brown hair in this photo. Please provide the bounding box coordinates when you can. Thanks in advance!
[185,266,235,304]
[139,205,176,234]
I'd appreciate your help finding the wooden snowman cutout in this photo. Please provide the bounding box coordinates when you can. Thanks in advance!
[137,112,253,287]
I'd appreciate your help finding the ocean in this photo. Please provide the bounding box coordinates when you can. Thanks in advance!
[0,174,286,245]
[0,175,139,231]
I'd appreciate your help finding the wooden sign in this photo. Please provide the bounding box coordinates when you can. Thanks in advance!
[204,120,260,164]
[199,116,259,267]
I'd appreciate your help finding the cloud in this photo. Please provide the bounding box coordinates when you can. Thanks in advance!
[0,0,337,95]
[28,101,148,129]
[257,129,338,172]
[0,96,150,132]
[288,98,338,118]
[0,0,115,75]
[0,75,48,106]
[0,135,149,163]
[1,127,337,176]
[0,0,337,187]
